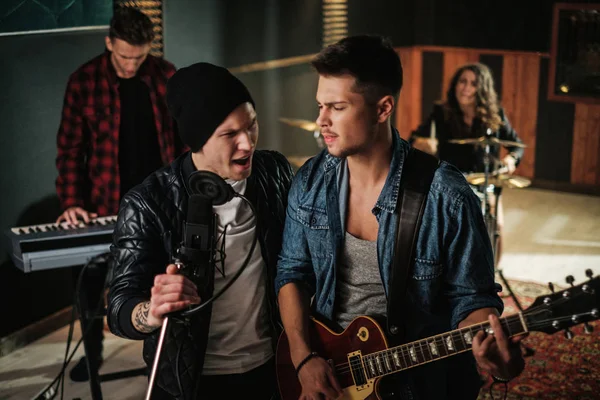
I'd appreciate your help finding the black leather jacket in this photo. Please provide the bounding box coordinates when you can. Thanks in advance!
[107,150,293,399]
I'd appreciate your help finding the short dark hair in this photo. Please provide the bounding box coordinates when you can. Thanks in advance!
[109,7,154,46]
[311,35,403,104]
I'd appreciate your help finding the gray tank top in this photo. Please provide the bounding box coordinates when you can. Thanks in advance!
[333,231,387,329]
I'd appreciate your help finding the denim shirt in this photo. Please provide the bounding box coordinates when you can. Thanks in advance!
[275,131,503,342]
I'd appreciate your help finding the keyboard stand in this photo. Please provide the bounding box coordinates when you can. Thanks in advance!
[77,266,147,400]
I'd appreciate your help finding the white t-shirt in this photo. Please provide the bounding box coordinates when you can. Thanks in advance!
[201,178,273,375]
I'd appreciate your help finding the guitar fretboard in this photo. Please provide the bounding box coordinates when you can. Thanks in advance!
[353,314,528,381]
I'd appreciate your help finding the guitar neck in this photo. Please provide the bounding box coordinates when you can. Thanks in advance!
[361,313,528,379]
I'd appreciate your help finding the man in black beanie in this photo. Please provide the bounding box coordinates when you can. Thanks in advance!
[107,62,293,399]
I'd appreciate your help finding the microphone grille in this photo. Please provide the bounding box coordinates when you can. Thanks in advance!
[187,195,212,223]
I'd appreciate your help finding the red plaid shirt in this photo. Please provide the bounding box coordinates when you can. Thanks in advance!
[56,51,181,216]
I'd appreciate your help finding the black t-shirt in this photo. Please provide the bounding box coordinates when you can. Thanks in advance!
[118,76,162,199]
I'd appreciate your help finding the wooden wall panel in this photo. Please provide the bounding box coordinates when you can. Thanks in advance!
[501,54,540,179]
[442,50,480,99]
[396,47,422,139]
[388,45,600,191]
[571,104,600,185]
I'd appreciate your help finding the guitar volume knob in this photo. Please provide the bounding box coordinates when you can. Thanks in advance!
[357,327,370,342]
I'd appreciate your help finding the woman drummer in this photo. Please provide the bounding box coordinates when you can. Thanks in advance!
[409,62,525,265]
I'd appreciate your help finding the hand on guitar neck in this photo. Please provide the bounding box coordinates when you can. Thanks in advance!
[468,311,527,381]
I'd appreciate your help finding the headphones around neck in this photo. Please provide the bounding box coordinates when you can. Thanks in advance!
[188,170,236,205]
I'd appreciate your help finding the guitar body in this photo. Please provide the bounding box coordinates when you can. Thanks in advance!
[276,316,389,400]
[276,275,600,399]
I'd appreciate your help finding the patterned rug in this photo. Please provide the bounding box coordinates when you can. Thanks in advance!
[477,278,600,400]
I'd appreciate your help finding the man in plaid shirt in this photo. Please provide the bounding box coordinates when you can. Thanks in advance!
[55,7,181,382]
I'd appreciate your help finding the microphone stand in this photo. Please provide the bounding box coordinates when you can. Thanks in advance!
[144,193,258,400]
[145,225,209,400]
[146,315,170,400]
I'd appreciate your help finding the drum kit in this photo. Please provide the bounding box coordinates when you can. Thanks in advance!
[280,119,530,309]
[449,128,529,310]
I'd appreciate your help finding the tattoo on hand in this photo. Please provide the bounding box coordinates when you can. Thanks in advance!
[133,301,157,333]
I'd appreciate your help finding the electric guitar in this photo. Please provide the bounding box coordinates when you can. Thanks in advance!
[276,272,600,400]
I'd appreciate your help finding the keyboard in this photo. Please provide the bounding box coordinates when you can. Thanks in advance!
[4,216,117,273]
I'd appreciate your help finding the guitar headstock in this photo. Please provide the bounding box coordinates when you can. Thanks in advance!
[525,270,599,337]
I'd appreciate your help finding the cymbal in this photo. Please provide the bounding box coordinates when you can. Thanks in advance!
[287,156,311,168]
[279,117,319,132]
[465,172,531,189]
[447,136,526,148]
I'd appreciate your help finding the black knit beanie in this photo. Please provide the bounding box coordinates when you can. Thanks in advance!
[166,62,255,152]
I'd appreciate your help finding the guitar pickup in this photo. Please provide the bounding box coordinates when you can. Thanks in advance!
[347,351,368,387]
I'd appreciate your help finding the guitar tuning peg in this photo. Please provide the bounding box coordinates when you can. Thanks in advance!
[566,275,575,287]
[586,269,594,279]
[548,282,555,293]
[564,328,574,340]
[584,323,594,334]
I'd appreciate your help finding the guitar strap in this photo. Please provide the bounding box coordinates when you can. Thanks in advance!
[386,147,439,343]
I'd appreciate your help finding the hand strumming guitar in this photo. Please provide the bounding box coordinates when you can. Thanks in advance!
[295,352,343,400]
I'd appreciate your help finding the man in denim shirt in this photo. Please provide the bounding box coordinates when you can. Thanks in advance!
[275,35,526,399]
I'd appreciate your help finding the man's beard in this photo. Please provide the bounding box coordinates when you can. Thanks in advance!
[328,143,364,159]
[327,125,378,159]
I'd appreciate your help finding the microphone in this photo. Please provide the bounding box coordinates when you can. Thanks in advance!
[176,195,216,295]
[145,195,217,399]
[179,169,235,292]
[146,172,234,399]
[176,170,256,318]
[172,170,235,317]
